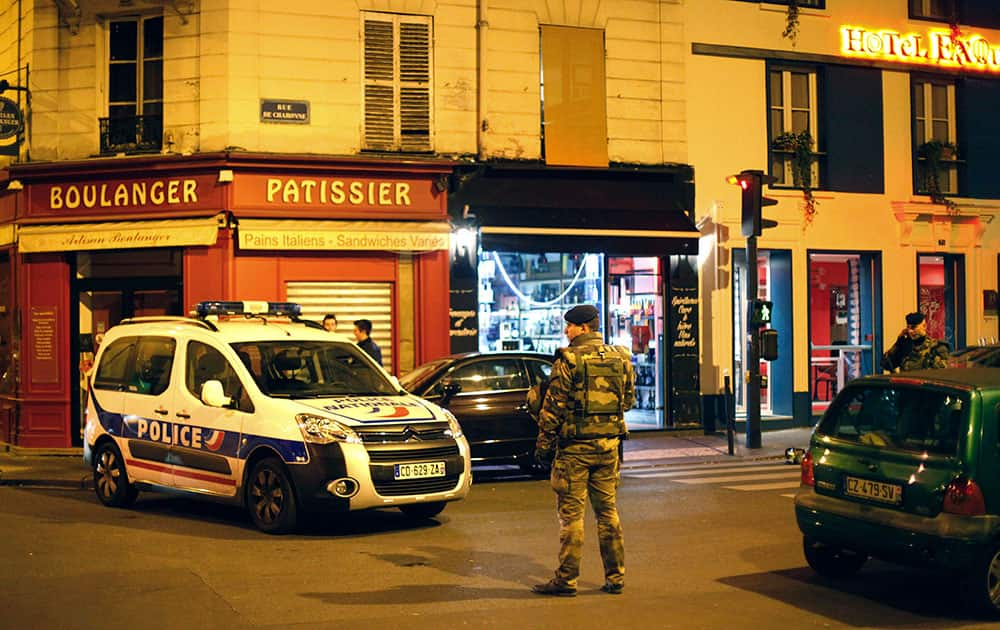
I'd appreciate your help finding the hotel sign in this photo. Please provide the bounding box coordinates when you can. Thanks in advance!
[841,26,1000,73]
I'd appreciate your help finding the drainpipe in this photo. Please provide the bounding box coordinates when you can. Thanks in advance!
[476,0,488,158]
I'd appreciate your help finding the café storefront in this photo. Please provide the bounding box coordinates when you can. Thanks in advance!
[0,153,453,448]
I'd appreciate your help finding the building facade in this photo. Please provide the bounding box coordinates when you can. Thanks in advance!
[0,0,701,447]
[688,0,1000,429]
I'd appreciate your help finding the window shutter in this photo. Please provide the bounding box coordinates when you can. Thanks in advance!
[286,281,394,371]
[399,21,431,151]
[822,65,885,194]
[363,14,432,152]
[958,77,1000,198]
[364,19,395,151]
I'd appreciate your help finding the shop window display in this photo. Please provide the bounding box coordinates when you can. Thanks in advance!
[478,252,604,356]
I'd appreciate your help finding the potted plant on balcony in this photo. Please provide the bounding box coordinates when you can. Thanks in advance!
[917,139,959,214]
[772,130,817,226]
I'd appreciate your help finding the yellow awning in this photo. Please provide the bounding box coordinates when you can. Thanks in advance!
[237,219,450,252]
[17,215,222,253]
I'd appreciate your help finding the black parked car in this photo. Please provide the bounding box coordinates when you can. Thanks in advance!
[949,345,1000,368]
[400,352,554,471]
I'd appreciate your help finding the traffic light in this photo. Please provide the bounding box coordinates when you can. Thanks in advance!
[729,170,778,238]
[749,299,772,325]
[760,328,779,361]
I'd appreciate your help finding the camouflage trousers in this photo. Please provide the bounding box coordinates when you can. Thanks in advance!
[548,449,624,588]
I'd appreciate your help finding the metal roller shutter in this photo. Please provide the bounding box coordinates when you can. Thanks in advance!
[286,281,393,370]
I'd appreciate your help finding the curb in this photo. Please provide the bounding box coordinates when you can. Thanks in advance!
[0,475,93,490]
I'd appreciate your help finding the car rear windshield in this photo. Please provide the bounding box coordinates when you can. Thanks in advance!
[816,384,970,456]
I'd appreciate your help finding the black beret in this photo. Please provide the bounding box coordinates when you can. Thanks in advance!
[905,311,925,326]
[564,304,599,325]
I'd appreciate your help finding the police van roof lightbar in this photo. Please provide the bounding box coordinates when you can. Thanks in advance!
[195,301,303,318]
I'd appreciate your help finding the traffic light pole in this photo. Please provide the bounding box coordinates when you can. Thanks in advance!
[745,234,762,449]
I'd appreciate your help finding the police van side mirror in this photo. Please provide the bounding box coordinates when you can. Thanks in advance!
[201,380,232,408]
[441,381,462,402]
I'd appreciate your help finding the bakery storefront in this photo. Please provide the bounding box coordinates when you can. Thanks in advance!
[0,153,452,448]
[447,164,701,431]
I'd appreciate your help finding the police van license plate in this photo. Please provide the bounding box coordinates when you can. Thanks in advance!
[845,475,902,505]
[394,461,446,480]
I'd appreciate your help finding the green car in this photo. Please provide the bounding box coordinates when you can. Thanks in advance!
[795,368,1000,614]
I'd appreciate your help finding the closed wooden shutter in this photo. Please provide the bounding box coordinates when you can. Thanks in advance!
[286,281,394,371]
[362,13,432,152]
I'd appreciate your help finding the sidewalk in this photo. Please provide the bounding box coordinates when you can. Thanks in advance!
[0,426,813,489]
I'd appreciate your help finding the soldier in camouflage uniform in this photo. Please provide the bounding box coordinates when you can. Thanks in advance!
[881,311,950,372]
[531,304,636,597]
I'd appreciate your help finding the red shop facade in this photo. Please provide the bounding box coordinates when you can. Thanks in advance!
[0,153,453,448]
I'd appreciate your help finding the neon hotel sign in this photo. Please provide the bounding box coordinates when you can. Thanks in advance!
[841,26,1000,73]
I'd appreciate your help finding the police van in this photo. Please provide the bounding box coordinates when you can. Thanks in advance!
[83,301,472,533]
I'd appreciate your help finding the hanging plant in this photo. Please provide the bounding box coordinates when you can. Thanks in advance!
[782,0,800,46]
[772,130,817,227]
[917,139,959,214]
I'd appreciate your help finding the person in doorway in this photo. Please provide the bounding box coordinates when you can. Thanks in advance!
[322,313,338,333]
[532,304,636,597]
[353,319,382,365]
[881,311,950,372]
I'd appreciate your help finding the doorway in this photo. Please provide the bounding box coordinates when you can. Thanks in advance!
[607,256,663,430]
[71,250,182,445]
[808,252,882,411]
[918,253,965,350]
[733,249,792,418]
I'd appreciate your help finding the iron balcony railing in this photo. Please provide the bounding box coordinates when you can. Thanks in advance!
[99,114,162,154]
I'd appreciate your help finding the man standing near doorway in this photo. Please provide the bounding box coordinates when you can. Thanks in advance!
[532,304,636,597]
[881,311,949,372]
[353,318,382,365]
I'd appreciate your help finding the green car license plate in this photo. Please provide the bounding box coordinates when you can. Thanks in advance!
[394,461,446,480]
[845,475,902,505]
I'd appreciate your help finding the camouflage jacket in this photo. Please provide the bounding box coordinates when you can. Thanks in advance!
[884,334,949,372]
[536,332,636,455]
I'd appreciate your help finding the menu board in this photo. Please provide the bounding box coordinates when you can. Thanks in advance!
[668,256,700,424]
[30,306,59,384]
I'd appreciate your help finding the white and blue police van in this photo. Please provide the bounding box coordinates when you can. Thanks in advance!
[83,301,472,533]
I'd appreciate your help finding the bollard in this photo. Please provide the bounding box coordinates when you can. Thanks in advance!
[724,373,735,456]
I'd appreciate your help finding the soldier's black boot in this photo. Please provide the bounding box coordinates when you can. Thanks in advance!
[600,583,623,595]
[531,579,577,597]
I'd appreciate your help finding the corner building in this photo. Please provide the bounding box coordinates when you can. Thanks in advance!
[688,0,1000,428]
[0,0,701,446]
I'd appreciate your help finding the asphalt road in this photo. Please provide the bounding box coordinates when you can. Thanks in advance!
[0,463,996,629]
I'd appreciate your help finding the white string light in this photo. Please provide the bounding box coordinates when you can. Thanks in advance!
[491,251,595,307]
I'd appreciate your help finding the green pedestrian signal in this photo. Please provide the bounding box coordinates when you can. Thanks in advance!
[749,299,772,325]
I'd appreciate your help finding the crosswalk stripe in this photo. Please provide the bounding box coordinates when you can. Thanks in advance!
[674,471,800,484]
[626,464,791,479]
[623,459,793,472]
[723,481,802,491]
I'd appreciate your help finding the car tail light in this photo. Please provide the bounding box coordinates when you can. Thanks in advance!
[801,450,815,486]
[942,477,986,516]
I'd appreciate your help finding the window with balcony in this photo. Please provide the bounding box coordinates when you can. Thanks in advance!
[362,12,432,153]
[912,77,958,196]
[768,66,820,188]
[103,15,163,154]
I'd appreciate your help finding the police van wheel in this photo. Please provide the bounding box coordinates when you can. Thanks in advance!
[399,501,446,519]
[93,441,138,508]
[247,458,298,534]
